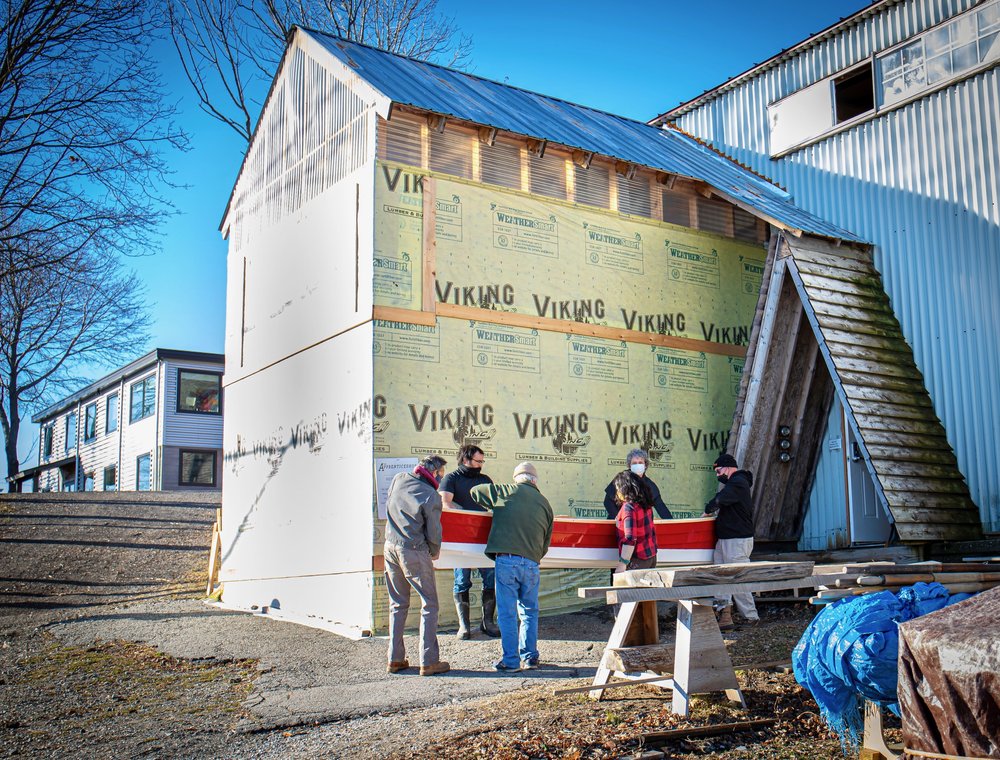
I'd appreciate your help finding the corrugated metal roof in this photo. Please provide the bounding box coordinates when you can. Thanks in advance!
[304,30,865,244]
[784,236,982,542]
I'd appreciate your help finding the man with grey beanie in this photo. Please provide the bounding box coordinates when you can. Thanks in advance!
[471,462,553,672]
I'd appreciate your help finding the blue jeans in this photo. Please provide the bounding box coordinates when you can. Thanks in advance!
[493,554,540,667]
[452,567,496,595]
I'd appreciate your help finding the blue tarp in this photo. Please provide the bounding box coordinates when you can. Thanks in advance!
[792,582,973,749]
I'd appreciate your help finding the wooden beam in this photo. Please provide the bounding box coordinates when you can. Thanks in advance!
[526,138,546,157]
[572,150,593,168]
[373,305,437,327]
[643,718,777,744]
[477,126,497,146]
[421,177,437,314]
[554,673,675,696]
[594,573,851,604]
[435,302,747,357]
[426,114,446,133]
[621,561,814,588]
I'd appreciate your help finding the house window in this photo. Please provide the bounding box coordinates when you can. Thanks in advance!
[103,465,117,490]
[84,403,97,442]
[83,473,95,491]
[65,412,77,452]
[528,151,567,200]
[42,425,53,459]
[106,393,118,433]
[480,139,522,189]
[879,2,1000,106]
[177,370,222,414]
[130,375,156,422]
[179,449,217,487]
[833,62,874,123]
[136,453,152,491]
[574,163,610,209]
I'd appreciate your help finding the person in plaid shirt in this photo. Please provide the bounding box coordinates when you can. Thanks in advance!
[612,470,658,574]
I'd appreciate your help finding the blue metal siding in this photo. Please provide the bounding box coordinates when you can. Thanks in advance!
[671,0,1000,530]
[800,396,849,551]
[304,30,863,243]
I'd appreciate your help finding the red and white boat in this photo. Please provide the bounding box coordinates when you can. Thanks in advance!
[435,507,716,569]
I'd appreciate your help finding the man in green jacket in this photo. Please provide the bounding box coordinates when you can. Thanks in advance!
[471,461,554,672]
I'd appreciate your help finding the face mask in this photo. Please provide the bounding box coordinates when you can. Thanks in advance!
[630,463,646,476]
[717,474,729,484]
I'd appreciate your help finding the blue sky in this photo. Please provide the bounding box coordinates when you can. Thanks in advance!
[7,0,873,476]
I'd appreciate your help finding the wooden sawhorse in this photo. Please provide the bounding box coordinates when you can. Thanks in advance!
[589,598,745,716]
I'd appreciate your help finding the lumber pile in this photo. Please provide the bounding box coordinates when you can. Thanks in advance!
[810,561,1000,603]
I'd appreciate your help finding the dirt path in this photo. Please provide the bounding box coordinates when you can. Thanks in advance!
[0,493,846,758]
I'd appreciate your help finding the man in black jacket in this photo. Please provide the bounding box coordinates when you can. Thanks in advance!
[703,453,759,629]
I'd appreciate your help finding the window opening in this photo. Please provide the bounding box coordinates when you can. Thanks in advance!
[834,62,875,123]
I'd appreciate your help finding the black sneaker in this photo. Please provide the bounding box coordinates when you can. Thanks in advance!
[493,660,519,672]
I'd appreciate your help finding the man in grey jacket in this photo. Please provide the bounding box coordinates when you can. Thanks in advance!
[384,455,450,676]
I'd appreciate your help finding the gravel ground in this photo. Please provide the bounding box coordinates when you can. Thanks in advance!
[0,492,868,758]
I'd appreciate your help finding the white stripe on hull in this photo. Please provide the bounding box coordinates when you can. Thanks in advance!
[434,542,714,569]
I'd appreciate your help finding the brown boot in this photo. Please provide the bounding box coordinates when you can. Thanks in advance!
[717,606,735,631]
[419,660,450,676]
[387,659,410,674]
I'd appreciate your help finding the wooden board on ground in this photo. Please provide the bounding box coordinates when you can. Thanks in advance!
[619,561,815,588]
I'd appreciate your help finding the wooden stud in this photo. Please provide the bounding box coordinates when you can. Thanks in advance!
[421,176,437,314]
[426,114,446,133]
[572,150,593,169]
[673,600,743,717]
[555,673,675,696]
[206,523,221,597]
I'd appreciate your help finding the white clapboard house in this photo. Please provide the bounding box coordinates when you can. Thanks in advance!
[22,349,225,492]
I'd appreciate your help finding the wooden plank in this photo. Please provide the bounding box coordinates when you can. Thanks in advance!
[837,370,931,394]
[799,281,890,313]
[830,355,923,381]
[372,305,437,327]
[877,507,981,526]
[865,445,958,466]
[868,459,970,481]
[421,176,437,313]
[844,384,935,409]
[435,302,747,358]
[892,523,984,542]
[842,562,1000,574]
[824,340,922,367]
[643,718,778,744]
[206,523,221,597]
[858,429,951,449]
[622,561,814,588]
[599,573,852,604]
[555,673,675,696]
[814,312,905,341]
[879,475,970,495]
[809,300,899,326]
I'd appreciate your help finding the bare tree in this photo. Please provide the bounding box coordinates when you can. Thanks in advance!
[0,244,150,490]
[169,0,471,143]
[0,0,188,278]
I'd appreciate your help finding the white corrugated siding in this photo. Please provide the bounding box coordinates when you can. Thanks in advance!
[672,0,1000,530]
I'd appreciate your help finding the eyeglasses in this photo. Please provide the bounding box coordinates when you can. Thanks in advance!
[470,457,485,465]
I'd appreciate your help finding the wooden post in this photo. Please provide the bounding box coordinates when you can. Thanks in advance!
[206,521,221,597]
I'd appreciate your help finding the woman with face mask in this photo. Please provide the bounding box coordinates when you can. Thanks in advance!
[602,448,673,520]
[612,470,658,575]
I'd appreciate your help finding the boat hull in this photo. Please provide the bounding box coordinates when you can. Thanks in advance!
[434,508,716,569]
